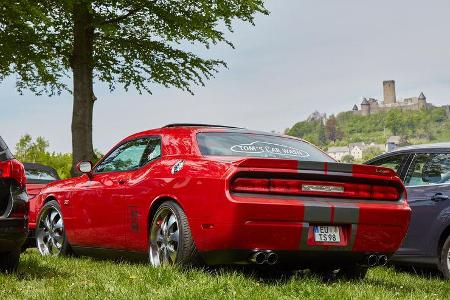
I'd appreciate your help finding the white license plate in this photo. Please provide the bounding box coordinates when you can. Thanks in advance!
[313,226,341,243]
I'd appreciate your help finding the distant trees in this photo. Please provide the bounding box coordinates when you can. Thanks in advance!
[341,154,355,163]
[362,146,384,161]
[15,135,73,179]
[287,107,450,148]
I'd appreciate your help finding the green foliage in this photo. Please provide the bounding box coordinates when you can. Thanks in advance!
[341,154,355,163]
[15,134,72,179]
[362,146,384,161]
[287,108,450,148]
[1,250,449,299]
[0,0,268,95]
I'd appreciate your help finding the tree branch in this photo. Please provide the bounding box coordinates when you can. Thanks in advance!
[101,8,140,25]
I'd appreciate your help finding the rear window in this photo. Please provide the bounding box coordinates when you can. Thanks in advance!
[197,132,333,162]
[25,169,59,183]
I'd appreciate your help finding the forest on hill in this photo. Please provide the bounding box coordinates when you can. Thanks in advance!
[286,107,450,150]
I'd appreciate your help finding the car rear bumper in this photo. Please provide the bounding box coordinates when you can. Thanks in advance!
[190,195,411,264]
[0,218,28,252]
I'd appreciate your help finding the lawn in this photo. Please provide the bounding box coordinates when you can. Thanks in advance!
[1,250,449,300]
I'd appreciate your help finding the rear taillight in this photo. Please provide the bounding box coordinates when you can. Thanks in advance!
[0,160,26,188]
[230,178,401,201]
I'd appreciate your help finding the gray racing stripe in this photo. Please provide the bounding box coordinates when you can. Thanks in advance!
[303,202,332,223]
[333,204,359,224]
[327,162,353,173]
[297,161,325,172]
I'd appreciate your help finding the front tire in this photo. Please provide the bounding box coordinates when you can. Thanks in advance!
[149,201,198,267]
[439,235,450,280]
[0,249,20,273]
[36,200,71,256]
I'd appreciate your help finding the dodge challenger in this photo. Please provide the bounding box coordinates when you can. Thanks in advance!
[33,124,411,279]
[0,137,28,272]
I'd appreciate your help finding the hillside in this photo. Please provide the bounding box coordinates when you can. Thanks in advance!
[286,107,450,150]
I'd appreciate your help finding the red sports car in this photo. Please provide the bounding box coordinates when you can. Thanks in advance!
[34,124,411,279]
[23,163,60,248]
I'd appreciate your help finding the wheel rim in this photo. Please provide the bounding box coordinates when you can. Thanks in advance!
[447,247,450,272]
[36,206,65,256]
[149,207,180,266]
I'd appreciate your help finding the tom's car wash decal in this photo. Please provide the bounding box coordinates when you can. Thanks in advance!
[230,141,310,158]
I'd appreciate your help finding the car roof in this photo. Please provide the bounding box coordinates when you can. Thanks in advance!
[126,124,290,140]
[390,142,450,153]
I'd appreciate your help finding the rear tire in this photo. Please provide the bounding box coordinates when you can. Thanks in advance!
[36,200,72,256]
[439,235,450,280]
[149,201,199,267]
[339,264,368,281]
[0,249,20,273]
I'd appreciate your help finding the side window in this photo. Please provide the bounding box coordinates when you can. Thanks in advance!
[95,137,160,173]
[367,154,407,175]
[405,153,450,186]
[140,138,162,166]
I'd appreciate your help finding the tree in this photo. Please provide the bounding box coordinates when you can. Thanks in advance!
[15,134,73,178]
[325,115,341,142]
[317,121,327,146]
[362,146,384,161]
[341,154,355,163]
[1,1,268,173]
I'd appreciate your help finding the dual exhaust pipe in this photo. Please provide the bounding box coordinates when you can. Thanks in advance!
[364,254,388,267]
[250,250,278,265]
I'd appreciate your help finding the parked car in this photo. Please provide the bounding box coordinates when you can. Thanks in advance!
[0,137,28,272]
[33,124,410,279]
[366,143,450,279]
[23,163,60,248]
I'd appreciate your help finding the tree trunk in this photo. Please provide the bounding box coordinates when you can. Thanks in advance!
[71,1,95,176]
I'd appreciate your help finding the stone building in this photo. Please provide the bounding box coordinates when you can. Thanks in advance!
[352,81,432,116]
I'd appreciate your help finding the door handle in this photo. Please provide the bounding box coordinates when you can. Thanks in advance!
[118,180,128,185]
[431,193,449,202]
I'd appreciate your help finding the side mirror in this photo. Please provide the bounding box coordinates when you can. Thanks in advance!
[76,161,93,174]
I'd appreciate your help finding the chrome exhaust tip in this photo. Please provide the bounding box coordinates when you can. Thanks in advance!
[367,254,378,267]
[250,251,266,264]
[378,255,388,266]
[266,252,278,265]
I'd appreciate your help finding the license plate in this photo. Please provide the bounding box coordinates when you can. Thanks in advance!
[313,226,341,243]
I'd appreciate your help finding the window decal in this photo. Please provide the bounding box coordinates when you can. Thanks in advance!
[230,141,310,158]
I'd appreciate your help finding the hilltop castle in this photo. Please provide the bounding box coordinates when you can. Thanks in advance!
[352,80,432,116]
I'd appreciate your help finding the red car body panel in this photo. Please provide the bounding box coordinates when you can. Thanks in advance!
[27,183,46,230]
[33,126,411,265]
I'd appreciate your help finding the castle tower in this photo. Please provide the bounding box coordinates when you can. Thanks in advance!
[352,104,358,111]
[383,80,396,104]
[361,98,370,116]
[418,92,427,109]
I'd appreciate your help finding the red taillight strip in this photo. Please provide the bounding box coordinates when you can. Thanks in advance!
[230,178,401,201]
[0,160,26,188]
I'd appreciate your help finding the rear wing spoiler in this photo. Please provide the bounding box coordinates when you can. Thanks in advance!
[235,158,398,178]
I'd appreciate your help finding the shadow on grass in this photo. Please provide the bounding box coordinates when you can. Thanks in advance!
[14,255,69,280]
[391,265,444,279]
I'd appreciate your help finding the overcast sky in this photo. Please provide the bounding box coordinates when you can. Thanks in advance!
[2,0,450,153]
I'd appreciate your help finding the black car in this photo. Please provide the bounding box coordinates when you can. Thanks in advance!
[367,143,450,279]
[0,137,29,272]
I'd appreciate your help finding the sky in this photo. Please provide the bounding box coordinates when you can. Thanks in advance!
[2,0,450,153]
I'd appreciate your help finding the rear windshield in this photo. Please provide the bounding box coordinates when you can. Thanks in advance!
[197,132,333,162]
[25,169,59,183]
[0,136,13,161]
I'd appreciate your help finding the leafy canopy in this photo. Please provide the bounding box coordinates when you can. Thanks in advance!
[0,0,268,95]
[286,107,450,149]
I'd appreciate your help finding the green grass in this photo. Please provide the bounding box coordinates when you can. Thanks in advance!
[1,250,449,300]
